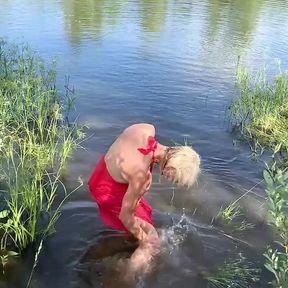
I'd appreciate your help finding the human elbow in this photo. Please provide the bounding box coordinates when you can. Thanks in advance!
[119,211,131,225]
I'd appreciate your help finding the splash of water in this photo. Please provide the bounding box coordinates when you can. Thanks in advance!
[159,210,196,255]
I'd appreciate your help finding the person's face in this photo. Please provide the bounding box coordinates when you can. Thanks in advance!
[159,148,176,180]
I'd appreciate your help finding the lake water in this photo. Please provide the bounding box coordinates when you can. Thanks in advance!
[0,0,288,287]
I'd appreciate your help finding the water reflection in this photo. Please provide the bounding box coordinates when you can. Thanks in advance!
[63,0,123,44]
[62,0,170,43]
[59,0,288,69]
[204,0,265,60]
[139,0,168,33]
[222,0,263,46]
[62,0,266,50]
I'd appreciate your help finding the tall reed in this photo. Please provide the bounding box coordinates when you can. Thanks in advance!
[0,39,83,260]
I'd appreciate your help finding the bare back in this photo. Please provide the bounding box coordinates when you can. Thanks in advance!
[104,123,155,183]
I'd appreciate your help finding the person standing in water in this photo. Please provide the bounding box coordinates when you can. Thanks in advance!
[88,123,200,275]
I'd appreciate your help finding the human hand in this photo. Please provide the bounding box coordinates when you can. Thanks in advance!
[140,233,161,255]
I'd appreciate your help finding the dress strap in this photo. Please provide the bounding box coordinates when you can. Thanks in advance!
[137,136,158,171]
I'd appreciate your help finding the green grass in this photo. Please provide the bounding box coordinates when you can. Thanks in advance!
[215,202,254,233]
[213,185,257,233]
[229,66,288,156]
[0,39,84,265]
[229,65,288,288]
[205,255,260,288]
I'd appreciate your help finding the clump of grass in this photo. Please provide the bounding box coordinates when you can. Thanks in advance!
[216,202,242,224]
[205,255,260,288]
[229,65,288,287]
[213,186,256,233]
[215,203,254,232]
[0,39,84,270]
[229,66,288,155]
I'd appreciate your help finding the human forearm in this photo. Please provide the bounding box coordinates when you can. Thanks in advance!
[119,213,146,241]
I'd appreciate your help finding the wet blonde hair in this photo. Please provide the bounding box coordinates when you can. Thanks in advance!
[165,146,200,188]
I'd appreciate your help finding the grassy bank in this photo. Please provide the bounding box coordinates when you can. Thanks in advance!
[0,39,83,271]
[230,66,288,161]
[229,66,288,287]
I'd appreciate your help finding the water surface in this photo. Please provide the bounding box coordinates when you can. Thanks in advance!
[0,0,288,287]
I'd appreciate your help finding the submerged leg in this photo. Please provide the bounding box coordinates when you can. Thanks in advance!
[125,218,160,276]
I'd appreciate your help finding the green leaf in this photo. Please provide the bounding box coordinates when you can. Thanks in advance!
[0,210,9,219]
[264,264,277,276]
[263,170,274,186]
[6,219,13,225]
[7,251,18,257]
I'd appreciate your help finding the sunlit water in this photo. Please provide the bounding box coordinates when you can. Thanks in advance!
[0,0,288,287]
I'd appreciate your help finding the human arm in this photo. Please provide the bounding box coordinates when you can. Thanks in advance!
[119,171,149,241]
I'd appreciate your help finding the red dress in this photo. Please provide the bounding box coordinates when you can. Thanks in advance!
[88,136,157,231]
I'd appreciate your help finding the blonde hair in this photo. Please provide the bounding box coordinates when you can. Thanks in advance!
[166,146,200,188]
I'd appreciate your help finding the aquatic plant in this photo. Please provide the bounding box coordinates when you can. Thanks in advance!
[213,185,257,233]
[263,164,288,288]
[215,203,254,233]
[264,248,288,288]
[0,39,83,265]
[205,255,260,288]
[0,250,18,275]
[229,65,288,287]
[229,65,288,156]
[25,239,43,288]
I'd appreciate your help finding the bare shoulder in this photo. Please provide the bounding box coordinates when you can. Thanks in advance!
[124,123,155,135]
[106,123,155,183]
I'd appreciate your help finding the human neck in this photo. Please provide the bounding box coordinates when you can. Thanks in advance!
[154,143,168,163]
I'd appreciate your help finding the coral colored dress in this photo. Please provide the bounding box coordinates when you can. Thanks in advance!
[88,136,157,231]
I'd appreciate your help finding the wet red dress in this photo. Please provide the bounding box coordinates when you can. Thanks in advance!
[88,136,157,231]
